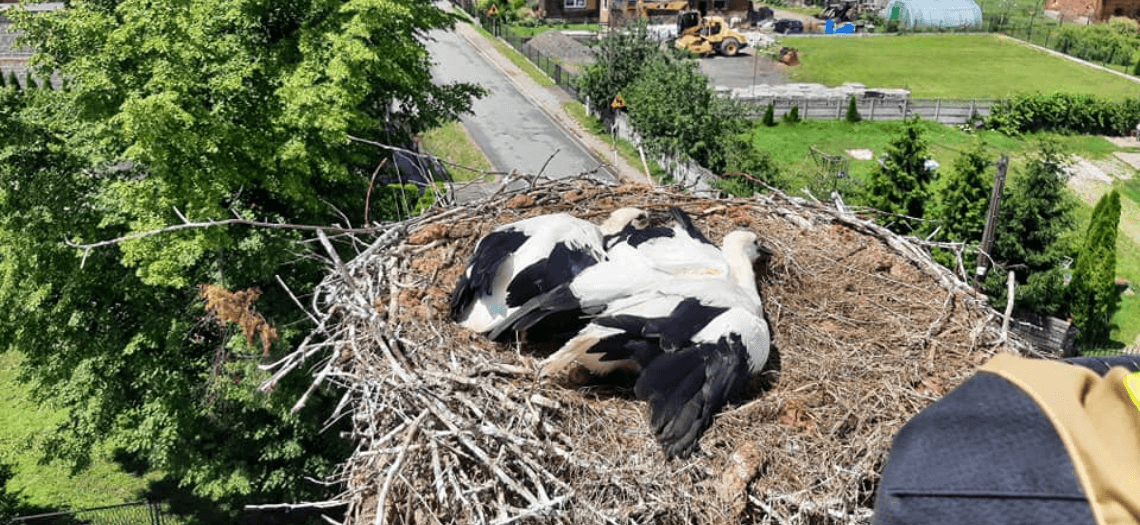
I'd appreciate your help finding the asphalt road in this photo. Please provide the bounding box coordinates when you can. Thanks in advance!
[426,27,615,182]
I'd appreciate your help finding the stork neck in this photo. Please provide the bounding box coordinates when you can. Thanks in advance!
[726,250,761,304]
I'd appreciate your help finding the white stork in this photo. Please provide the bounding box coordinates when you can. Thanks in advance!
[487,207,735,342]
[538,231,772,458]
[449,207,649,339]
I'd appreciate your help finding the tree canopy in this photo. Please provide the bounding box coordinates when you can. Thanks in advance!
[3,0,482,511]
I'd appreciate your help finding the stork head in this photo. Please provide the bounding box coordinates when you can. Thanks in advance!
[721,230,773,264]
[599,207,650,235]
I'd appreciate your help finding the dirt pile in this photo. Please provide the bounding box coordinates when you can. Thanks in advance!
[271,178,1033,524]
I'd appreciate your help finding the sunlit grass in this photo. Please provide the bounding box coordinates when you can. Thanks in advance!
[473,25,557,87]
[562,101,667,182]
[421,120,495,182]
[0,352,162,512]
[780,34,1140,99]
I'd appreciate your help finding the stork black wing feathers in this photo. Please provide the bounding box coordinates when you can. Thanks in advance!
[634,333,752,458]
[668,207,715,246]
[506,242,599,308]
[449,229,528,321]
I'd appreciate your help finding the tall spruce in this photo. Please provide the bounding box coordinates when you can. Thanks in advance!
[863,117,932,232]
[924,140,992,265]
[845,95,861,123]
[982,138,1078,315]
[762,101,776,126]
[1069,190,1121,348]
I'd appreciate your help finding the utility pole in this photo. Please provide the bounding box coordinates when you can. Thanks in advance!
[975,155,1009,289]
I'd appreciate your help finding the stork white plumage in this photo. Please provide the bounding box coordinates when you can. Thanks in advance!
[449,208,649,339]
[538,231,772,458]
[487,207,733,342]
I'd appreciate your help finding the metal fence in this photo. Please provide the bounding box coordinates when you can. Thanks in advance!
[13,501,166,525]
[744,97,995,125]
[467,6,584,99]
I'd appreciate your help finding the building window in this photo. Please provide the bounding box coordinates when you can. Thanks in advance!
[565,0,586,8]
[713,0,727,9]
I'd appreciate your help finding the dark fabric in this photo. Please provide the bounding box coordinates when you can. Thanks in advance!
[874,371,1095,525]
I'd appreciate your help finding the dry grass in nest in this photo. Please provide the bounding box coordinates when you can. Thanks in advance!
[266,178,1037,525]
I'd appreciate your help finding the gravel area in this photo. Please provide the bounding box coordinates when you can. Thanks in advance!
[523,30,596,72]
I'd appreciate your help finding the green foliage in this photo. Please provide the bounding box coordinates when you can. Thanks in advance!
[982,138,1078,315]
[3,0,482,510]
[0,463,21,522]
[1069,190,1121,348]
[762,102,776,127]
[576,22,660,114]
[925,140,993,264]
[986,93,1140,136]
[782,104,800,124]
[1133,54,1140,76]
[863,117,932,232]
[1054,17,1140,67]
[845,96,861,123]
[717,132,784,195]
[5,72,17,91]
[624,51,749,173]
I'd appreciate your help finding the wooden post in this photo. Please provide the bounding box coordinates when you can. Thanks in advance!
[969,98,976,118]
[934,99,941,122]
[902,98,908,119]
[975,155,1009,288]
[836,98,843,119]
[870,99,876,121]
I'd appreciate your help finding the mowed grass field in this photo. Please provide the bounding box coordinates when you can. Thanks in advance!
[780,34,1140,99]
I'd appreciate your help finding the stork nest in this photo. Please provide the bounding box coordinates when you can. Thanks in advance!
[269,178,1038,525]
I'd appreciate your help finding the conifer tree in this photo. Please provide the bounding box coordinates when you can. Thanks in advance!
[845,95,861,123]
[925,141,992,265]
[782,104,800,123]
[762,101,776,126]
[863,117,931,231]
[1069,190,1121,348]
[983,138,1079,315]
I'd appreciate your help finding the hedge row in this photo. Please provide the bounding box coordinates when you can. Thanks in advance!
[986,93,1140,136]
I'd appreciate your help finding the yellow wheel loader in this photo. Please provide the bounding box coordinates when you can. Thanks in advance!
[673,11,748,57]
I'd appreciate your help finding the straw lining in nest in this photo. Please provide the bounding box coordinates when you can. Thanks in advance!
[265,179,1036,525]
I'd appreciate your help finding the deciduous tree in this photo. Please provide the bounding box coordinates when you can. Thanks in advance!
[4,0,482,512]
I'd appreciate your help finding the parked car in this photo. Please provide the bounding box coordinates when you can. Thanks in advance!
[774,18,804,34]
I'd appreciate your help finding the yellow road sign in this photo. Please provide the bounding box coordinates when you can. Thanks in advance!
[487,5,499,16]
[611,93,627,109]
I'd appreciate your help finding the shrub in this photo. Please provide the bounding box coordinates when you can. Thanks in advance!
[782,104,800,123]
[1053,18,1140,67]
[986,93,1140,136]
[845,95,861,123]
[762,102,776,126]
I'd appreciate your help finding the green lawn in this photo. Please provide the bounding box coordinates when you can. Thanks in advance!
[421,120,495,181]
[779,34,1140,99]
[472,25,557,87]
[562,101,667,182]
[1,352,161,512]
[510,23,600,38]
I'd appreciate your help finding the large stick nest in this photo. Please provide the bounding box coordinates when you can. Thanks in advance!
[275,178,1037,525]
